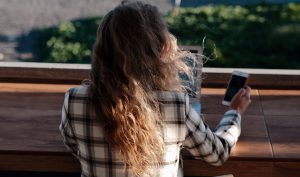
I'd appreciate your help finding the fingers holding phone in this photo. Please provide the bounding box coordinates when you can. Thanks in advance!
[230,86,252,115]
[222,71,252,115]
[222,71,249,106]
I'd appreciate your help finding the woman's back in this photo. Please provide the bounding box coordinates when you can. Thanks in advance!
[61,84,243,177]
[61,85,187,177]
[59,1,251,176]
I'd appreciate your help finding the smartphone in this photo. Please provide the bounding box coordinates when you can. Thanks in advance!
[222,71,249,106]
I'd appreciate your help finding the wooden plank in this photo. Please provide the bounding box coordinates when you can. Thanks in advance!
[273,162,300,177]
[1,62,300,89]
[265,116,300,160]
[0,92,66,152]
[0,62,89,84]
[0,83,73,93]
[183,160,273,177]
[259,89,300,116]
[0,153,80,172]
[202,68,300,89]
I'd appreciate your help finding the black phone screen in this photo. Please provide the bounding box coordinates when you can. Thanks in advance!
[224,75,247,102]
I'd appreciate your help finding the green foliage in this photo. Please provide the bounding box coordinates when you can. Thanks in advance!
[32,3,300,68]
[166,3,300,69]
[32,17,100,63]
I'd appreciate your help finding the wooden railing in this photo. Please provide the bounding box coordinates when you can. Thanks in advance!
[0,62,300,177]
[1,62,300,89]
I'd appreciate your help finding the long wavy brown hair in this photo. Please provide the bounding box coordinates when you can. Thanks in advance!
[89,1,192,176]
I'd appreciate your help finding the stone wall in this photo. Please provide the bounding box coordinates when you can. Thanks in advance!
[0,0,172,36]
[0,0,172,61]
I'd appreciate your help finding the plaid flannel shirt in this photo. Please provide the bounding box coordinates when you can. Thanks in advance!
[59,85,241,177]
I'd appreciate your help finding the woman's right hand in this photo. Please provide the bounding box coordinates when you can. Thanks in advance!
[230,86,252,115]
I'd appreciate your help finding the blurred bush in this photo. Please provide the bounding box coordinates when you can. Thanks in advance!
[30,3,300,68]
[166,3,300,68]
[28,17,100,63]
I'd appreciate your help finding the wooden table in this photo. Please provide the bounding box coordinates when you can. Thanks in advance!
[0,83,299,177]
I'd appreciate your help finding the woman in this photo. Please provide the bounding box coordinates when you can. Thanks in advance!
[59,1,251,177]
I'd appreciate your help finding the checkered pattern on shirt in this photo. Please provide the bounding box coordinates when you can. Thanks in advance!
[59,85,241,177]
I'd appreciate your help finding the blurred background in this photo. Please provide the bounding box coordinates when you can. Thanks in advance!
[0,0,300,69]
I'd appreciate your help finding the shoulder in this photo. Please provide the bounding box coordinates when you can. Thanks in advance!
[63,85,92,117]
[155,91,186,100]
[67,84,90,97]
[63,85,90,107]
[155,91,188,105]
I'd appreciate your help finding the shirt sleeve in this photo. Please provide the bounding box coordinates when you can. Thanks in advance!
[59,90,78,156]
[182,95,241,166]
